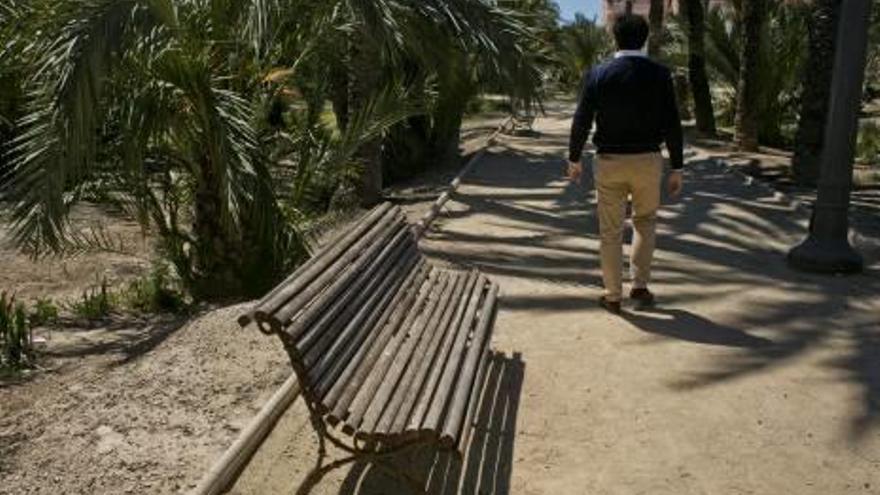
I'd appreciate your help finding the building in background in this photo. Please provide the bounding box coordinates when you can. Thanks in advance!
[602,0,730,24]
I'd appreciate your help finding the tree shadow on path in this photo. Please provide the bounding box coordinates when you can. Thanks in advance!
[421,138,880,443]
[655,159,880,443]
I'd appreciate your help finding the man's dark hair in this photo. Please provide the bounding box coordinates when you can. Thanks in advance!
[613,14,650,50]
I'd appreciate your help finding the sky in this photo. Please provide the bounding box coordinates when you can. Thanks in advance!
[556,0,603,23]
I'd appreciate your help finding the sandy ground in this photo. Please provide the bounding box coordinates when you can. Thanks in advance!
[0,303,291,495]
[231,104,880,494]
[0,116,506,495]
[0,204,154,303]
[685,137,880,242]
[0,193,293,495]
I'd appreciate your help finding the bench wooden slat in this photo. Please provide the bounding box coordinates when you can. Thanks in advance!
[323,261,431,421]
[420,274,488,435]
[405,271,479,432]
[282,209,404,334]
[325,262,432,423]
[342,268,440,434]
[314,255,424,402]
[265,207,402,336]
[308,247,420,396]
[251,203,393,331]
[371,273,462,438]
[301,243,416,375]
[238,246,321,329]
[247,203,391,324]
[298,229,414,368]
[357,272,452,437]
[441,281,498,448]
[387,274,469,437]
[295,227,412,361]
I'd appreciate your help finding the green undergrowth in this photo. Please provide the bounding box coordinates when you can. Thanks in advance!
[66,279,113,319]
[67,265,188,320]
[1,264,188,375]
[0,292,33,372]
[857,120,880,166]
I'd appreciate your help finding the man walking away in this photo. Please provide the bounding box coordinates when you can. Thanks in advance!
[567,14,684,315]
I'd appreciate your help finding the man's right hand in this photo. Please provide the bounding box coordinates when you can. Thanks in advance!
[567,160,583,182]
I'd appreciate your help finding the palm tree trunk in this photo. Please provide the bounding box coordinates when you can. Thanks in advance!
[792,0,840,186]
[735,0,767,151]
[431,93,466,163]
[430,52,474,164]
[330,62,350,132]
[648,0,665,58]
[682,0,717,136]
[349,33,383,207]
[674,71,693,120]
[192,160,244,301]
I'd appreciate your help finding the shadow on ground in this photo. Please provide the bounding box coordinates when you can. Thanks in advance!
[333,352,525,495]
[0,316,189,390]
[419,134,880,442]
[39,314,190,366]
[623,308,774,348]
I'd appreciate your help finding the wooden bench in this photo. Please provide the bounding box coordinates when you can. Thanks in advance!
[238,202,500,493]
[511,112,536,132]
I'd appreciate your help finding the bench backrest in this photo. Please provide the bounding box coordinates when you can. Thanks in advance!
[245,203,422,401]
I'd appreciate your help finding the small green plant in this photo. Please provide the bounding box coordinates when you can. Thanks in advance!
[465,97,486,116]
[857,120,880,165]
[67,278,113,319]
[29,297,59,327]
[119,264,186,314]
[0,292,34,370]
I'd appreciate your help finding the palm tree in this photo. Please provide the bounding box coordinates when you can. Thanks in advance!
[666,3,808,146]
[792,0,840,186]
[1,1,413,300]
[869,7,880,94]
[0,1,30,183]
[753,6,809,147]
[1,0,544,300]
[558,14,611,85]
[1,1,306,300]
[303,0,545,206]
[648,0,666,58]
[735,0,768,151]
[681,0,717,135]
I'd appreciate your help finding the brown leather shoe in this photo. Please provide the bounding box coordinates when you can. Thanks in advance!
[630,288,655,308]
[599,296,622,315]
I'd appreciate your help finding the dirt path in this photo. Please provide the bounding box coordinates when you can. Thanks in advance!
[231,104,880,494]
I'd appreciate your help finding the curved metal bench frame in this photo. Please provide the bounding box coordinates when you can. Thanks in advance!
[288,340,444,494]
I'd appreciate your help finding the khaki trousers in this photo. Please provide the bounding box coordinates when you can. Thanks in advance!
[593,152,663,302]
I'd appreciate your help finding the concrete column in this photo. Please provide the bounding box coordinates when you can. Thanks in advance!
[788,0,872,274]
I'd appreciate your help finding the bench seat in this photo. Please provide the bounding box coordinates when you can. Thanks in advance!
[240,202,499,457]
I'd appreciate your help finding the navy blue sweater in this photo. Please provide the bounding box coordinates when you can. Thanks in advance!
[568,55,684,170]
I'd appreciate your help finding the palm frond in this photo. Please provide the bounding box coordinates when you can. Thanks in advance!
[2,0,174,254]
[244,0,280,58]
[558,14,611,81]
[704,8,740,88]
[334,86,423,167]
[151,50,261,235]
